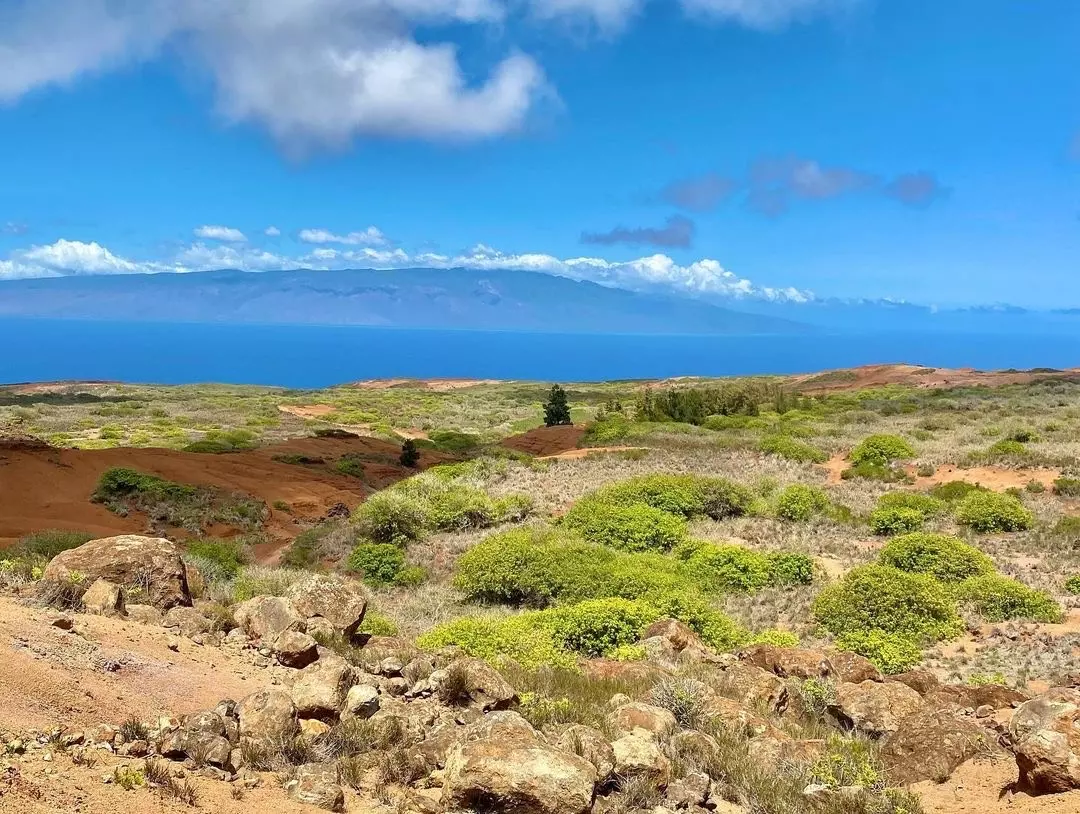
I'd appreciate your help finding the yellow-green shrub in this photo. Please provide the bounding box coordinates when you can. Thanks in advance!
[954,491,1033,532]
[868,506,925,536]
[759,436,827,464]
[775,484,830,522]
[879,533,994,582]
[849,434,915,466]
[953,574,1063,623]
[562,499,687,552]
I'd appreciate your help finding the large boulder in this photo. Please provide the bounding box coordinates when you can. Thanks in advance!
[237,689,300,744]
[739,644,881,684]
[607,703,678,739]
[930,682,1029,712]
[880,709,993,785]
[442,724,597,814]
[830,681,926,738]
[611,731,672,780]
[285,763,345,812]
[1009,688,1080,792]
[273,630,320,669]
[430,657,516,712]
[43,535,191,609]
[291,655,357,720]
[286,574,367,638]
[714,662,788,713]
[157,729,231,767]
[555,725,615,785]
[233,595,304,641]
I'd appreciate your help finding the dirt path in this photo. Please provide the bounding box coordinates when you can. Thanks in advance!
[914,756,1080,813]
[539,446,650,461]
[502,425,587,456]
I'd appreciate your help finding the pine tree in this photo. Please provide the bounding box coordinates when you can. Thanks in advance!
[543,384,572,427]
[399,438,420,467]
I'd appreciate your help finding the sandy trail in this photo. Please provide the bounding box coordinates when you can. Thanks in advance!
[822,453,1060,491]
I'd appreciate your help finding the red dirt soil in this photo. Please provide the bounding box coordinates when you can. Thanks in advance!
[501,424,587,457]
[823,453,1061,490]
[0,436,451,557]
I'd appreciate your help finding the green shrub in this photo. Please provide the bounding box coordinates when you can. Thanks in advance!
[835,630,923,674]
[417,614,577,670]
[543,598,657,657]
[588,474,752,520]
[582,412,631,445]
[775,484,829,522]
[764,551,816,587]
[1025,480,1046,494]
[868,506,925,536]
[748,629,799,648]
[1064,575,1080,595]
[562,500,687,552]
[185,539,249,580]
[876,491,946,518]
[840,462,906,483]
[1053,477,1080,497]
[1009,428,1040,443]
[954,491,1034,532]
[13,529,94,560]
[685,544,772,592]
[987,439,1026,458]
[930,481,987,502]
[879,533,995,582]
[358,611,399,636]
[812,564,963,643]
[347,542,407,586]
[954,575,1063,623]
[849,434,915,467]
[1052,516,1080,540]
[352,490,427,545]
[759,436,827,464]
[428,429,482,454]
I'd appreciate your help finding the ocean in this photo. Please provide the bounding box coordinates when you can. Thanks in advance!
[3,319,1080,388]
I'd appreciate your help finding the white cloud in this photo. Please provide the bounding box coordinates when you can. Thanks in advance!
[264,226,281,237]
[0,1,850,147]
[298,227,388,247]
[0,0,546,145]
[194,224,247,242]
[0,236,811,302]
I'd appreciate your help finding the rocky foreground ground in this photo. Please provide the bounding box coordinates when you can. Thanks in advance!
[3,533,1080,814]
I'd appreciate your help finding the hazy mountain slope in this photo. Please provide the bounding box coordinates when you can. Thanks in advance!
[0,268,809,334]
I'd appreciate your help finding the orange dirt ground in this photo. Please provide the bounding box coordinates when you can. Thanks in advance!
[789,363,1080,394]
[0,436,451,557]
[822,453,1061,491]
[501,424,587,456]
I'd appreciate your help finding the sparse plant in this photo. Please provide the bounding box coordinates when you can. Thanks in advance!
[650,677,708,728]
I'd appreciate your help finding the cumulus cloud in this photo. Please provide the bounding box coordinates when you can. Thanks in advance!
[264,226,282,237]
[194,224,247,241]
[0,0,546,146]
[581,215,695,248]
[0,1,851,148]
[658,173,736,212]
[298,227,388,247]
[0,236,811,302]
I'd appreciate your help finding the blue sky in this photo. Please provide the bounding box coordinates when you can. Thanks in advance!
[0,0,1077,308]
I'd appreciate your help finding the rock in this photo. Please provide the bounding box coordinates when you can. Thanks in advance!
[286,574,367,638]
[739,644,882,684]
[80,579,126,616]
[608,703,678,739]
[342,684,381,720]
[611,731,671,780]
[704,696,781,740]
[163,606,211,637]
[665,771,711,808]
[442,724,596,814]
[125,604,163,625]
[430,657,517,712]
[879,709,992,785]
[182,711,226,737]
[291,656,357,720]
[930,683,1030,711]
[555,725,615,785]
[748,737,825,771]
[640,618,711,668]
[184,563,206,600]
[157,729,231,767]
[48,612,74,630]
[285,763,345,811]
[237,689,299,744]
[273,630,319,669]
[1009,688,1080,792]
[300,719,331,740]
[43,535,191,609]
[891,670,942,696]
[669,730,720,764]
[976,704,994,719]
[830,680,926,738]
[714,662,788,713]
[233,595,304,642]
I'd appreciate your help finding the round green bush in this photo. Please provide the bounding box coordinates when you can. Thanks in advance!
[776,484,830,522]
[868,506,925,536]
[954,491,1034,533]
[930,481,987,502]
[185,539,249,580]
[353,490,426,544]
[759,436,828,464]
[835,630,922,674]
[685,544,772,592]
[812,564,963,643]
[953,574,1063,623]
[591,474,753,520]
[988,439,1026,458]
[879,533,995,582]
[1065,575,1080,595]
[347,541,406,585]
[562,499,688,552]
[1053,477,1080,497]
[876,492,946,518]
[849,435,916,467]
[765,551,816,587]
[542,597,657,657]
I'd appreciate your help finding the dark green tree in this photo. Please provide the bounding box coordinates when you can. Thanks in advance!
[399,438,420,468]
[543,384,573,427]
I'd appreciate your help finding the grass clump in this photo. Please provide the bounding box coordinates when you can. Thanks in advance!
[954,490,1034,532]
[1053,477,1080,497]
[759,436,828,464]
[562,499,687,552]
[879,533,995,582]
[10,529,94,560]
[775,484,830,522]
[184,539,249,581]
[849,434,916,467]
[953,574,1063,623]
[929,481,987,502]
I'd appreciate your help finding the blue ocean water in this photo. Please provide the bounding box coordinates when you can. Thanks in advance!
[3,319,1080,388]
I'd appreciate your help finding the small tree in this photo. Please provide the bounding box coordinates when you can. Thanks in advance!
[543,384,573,427]
[399,439,420,468]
